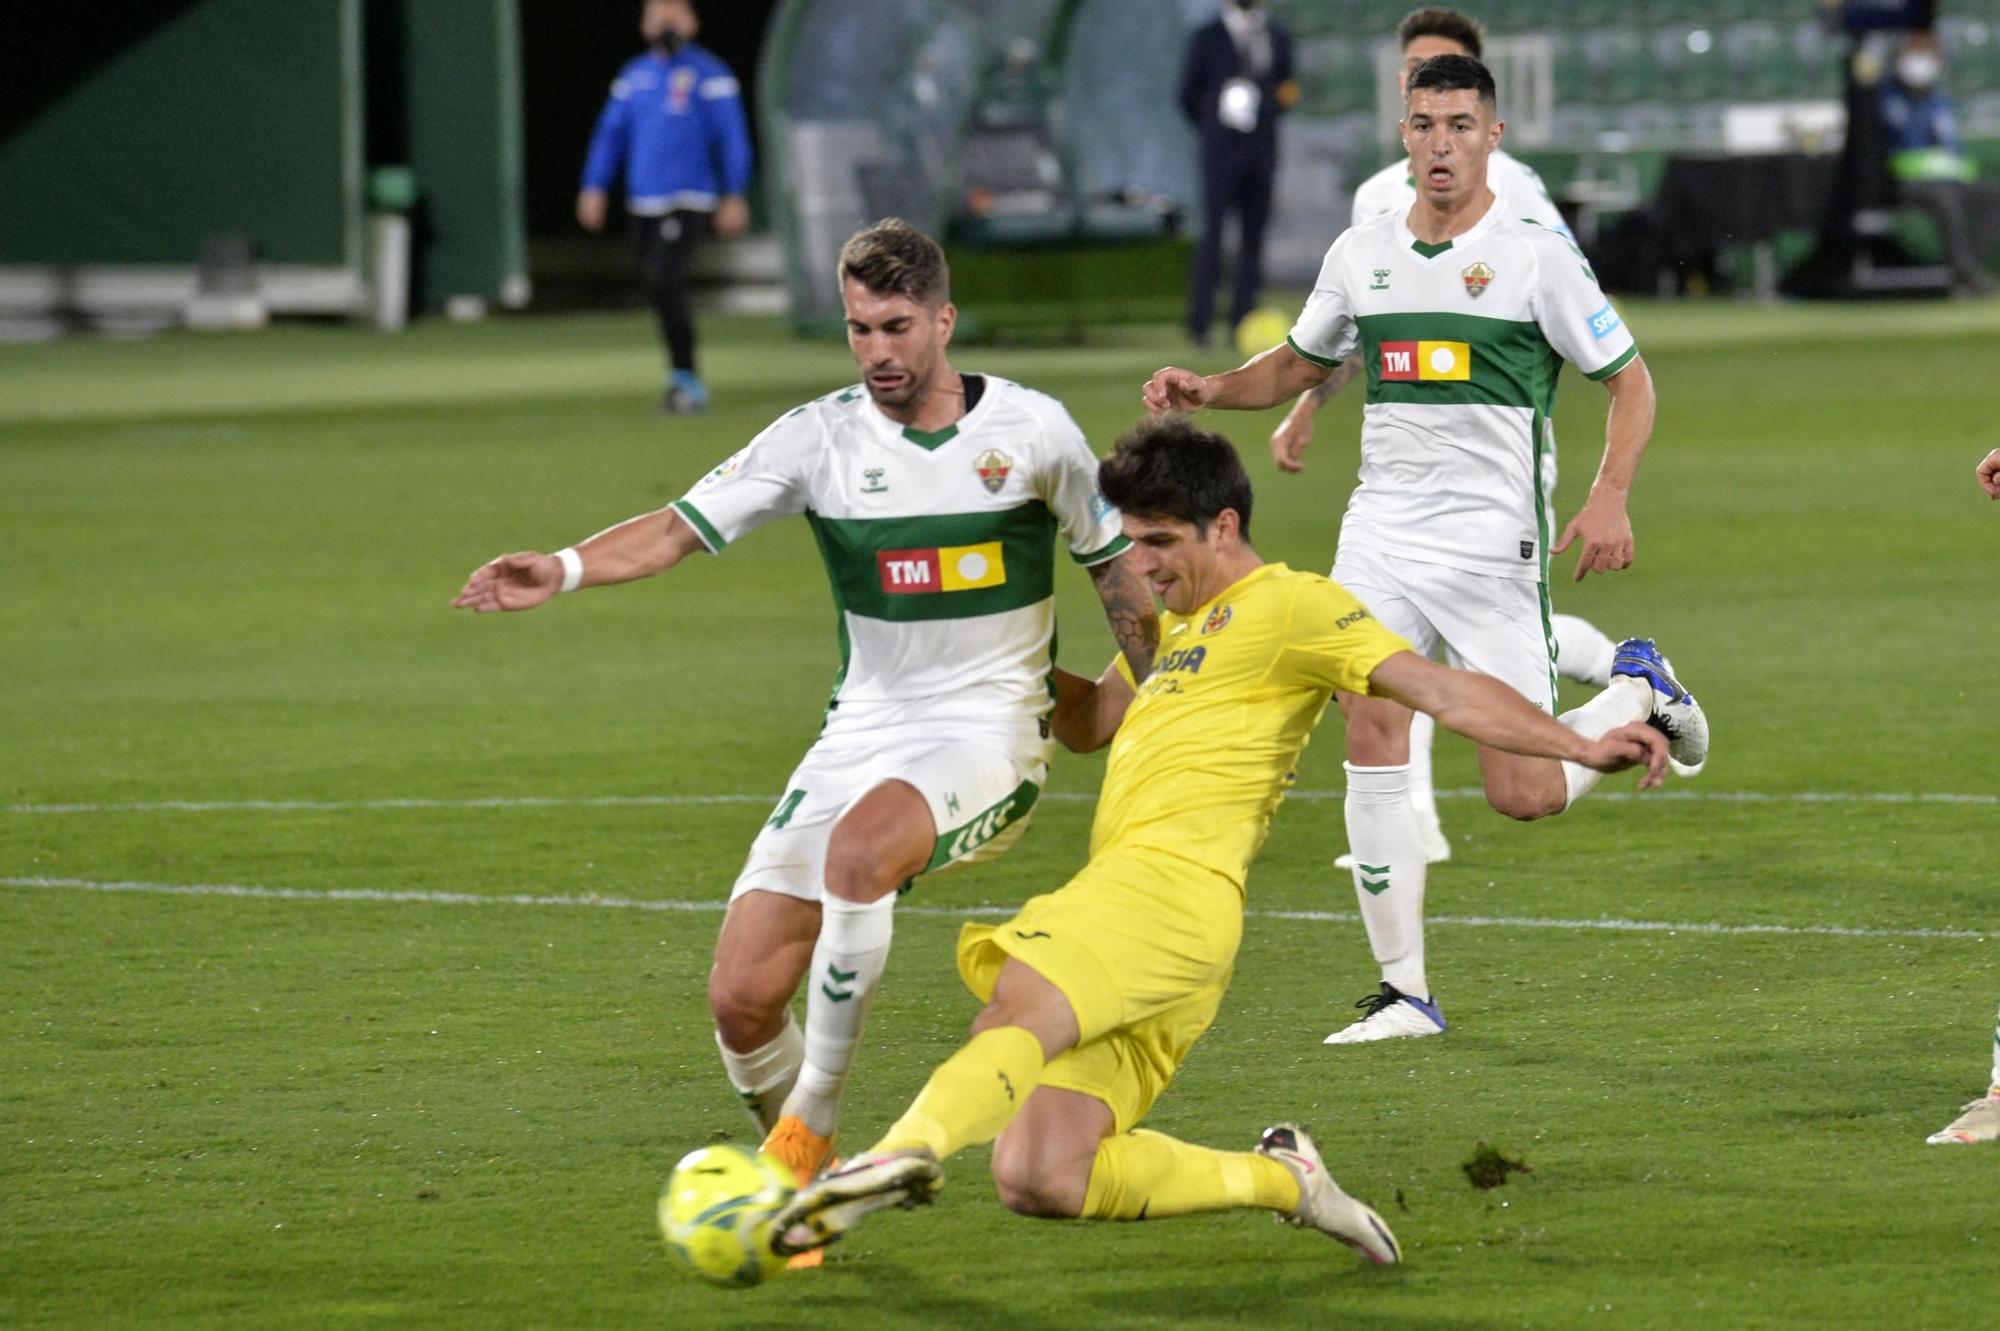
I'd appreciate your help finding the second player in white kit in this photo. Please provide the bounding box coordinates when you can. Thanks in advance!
[1144,53,1709,1044]
[1271,8,1619,876]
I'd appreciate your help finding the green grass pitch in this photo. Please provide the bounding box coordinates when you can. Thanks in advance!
[3,300,1998,1328]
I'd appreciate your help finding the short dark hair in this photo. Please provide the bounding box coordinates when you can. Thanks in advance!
[838,218,950,306]
[1099,416,1253,542]
[1397,7,1483,59]
[1405,53,1497,111]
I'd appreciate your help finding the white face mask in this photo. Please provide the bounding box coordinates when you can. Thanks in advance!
[1897,51,1941,89]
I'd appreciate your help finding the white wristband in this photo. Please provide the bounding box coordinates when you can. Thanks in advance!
[554,547,585,594]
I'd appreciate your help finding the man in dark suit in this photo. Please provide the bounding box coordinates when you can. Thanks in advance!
[1179,0,1297,348]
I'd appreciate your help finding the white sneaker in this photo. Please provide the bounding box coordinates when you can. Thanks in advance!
[1335,822,1451,870]
[1323,983,1447,1045]
[1926,1093,2000,1144]
[769,1148,943,1254]
[1256,1123,1401,1264]
[1610,637,1709,776]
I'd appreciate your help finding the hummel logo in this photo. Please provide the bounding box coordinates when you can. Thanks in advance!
[1356,863,1391,896]
[821,962,859,1003]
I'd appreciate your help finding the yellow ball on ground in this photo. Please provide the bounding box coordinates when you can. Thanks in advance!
[657,1144,796,1288]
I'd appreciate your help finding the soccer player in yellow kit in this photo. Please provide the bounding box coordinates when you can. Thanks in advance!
[773,417,1667,1262]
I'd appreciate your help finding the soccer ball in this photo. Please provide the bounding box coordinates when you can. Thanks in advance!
[657,1144,796,1288]
[1234,306,1292,359]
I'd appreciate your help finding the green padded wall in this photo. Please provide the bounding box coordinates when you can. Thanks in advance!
[0,0,361,266]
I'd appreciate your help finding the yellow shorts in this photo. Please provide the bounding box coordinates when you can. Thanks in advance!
[955,847,1244,1133]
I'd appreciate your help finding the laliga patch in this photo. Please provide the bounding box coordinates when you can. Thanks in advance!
[975,449,1013,495]
[1380,340,1472,382]
[698,448,748,487]
[1587,302,1623,341]
[1461,261,1494,299]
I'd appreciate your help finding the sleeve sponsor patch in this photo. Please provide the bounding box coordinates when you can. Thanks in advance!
[1587,302,1622,341]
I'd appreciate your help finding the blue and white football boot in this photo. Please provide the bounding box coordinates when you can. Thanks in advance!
[1610,638,1708,777]
[1323,982,1447,1045]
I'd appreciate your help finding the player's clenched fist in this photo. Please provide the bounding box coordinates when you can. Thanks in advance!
[452,552,561,613]
[1978,448,2000,499]
[1143,366,1212,416]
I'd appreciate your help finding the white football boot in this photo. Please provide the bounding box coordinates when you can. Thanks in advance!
[769,1148,942,1254]
[1926,1093,2000,1145]
[1256,1123,1402,1264]
[1323,982,1447,1045]
[1609,638,1709,777]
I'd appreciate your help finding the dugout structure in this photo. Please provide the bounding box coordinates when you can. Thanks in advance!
[759,0,1222,335]
[0,0,527,331]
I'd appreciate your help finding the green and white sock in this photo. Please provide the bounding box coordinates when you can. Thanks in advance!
[715,1010,803,1137]
[1559,677,1653,807]
[1553,613,1617,689]
[1344,762,1428,998]
[783,892,894,1138]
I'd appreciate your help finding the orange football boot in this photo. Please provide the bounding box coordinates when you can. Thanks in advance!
[761,1115,837,1270]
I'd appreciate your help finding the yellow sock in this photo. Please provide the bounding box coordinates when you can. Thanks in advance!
[1080,1129,1301,1220]
[872,1025,1046,1160]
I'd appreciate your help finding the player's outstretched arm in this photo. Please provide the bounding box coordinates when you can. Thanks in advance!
[1978,448,2000,499]
[1369,651,1668,786]
[1048,662,1134,754]
[1086,553,1159,683]
[1269,360,1361,473]
[1144,342,1331,417]
[1554,355,1655,583]
[451,508,707,613]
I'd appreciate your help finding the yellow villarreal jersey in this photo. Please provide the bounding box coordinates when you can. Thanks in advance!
[1092,563,1412,890]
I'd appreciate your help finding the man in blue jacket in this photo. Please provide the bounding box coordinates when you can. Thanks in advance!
[578,0,754,413]
[1179,0,1296,349]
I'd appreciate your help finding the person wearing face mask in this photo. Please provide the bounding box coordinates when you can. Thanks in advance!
[1880,33,2000,296]
[578,0,754,413]
[1178,0,1299,350]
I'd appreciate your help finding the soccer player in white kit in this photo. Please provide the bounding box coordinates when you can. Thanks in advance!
[1273,8,1619,873]
[1144,55,1709,1043]
[453,221,1159,1215]
[1929,448,2000,1143]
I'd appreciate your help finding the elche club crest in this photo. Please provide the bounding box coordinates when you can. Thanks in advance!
[975,449,1013,494]
[1461,261,1495,300]
[1201,604,1233,635]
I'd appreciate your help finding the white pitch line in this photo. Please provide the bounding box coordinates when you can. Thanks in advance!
[5,787,1997,815]
[1,876,1986,942]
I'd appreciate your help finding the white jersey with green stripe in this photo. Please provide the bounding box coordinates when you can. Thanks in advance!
[670,374,1130,728]
[1350,149,1570,237]
[1287,197,1637,582]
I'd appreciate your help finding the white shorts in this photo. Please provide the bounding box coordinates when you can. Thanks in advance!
[728,718,1053,903]
[1331,543,1558,713]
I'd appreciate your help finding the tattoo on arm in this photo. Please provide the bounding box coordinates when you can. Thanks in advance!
[1088,556,1159,681]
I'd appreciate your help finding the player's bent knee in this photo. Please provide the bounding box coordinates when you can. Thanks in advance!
[706,966,788,1051]
[989,1148,1088,1219]
[820,847,900,904]
[1486,783,1566,822]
